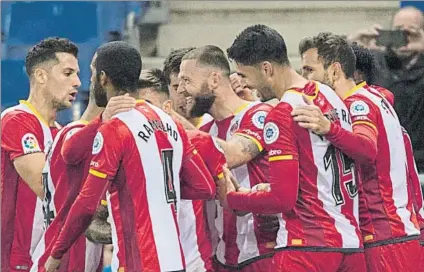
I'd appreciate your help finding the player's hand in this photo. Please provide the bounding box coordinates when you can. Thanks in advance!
[251,183,271,192]
[256,214,280,232]
[102,93,136,121]
[348,24,385,51]
[45,256,61,272]
[291,95,331,135]
[230,73,258,102]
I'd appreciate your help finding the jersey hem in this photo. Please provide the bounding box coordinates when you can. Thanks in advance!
[363,234,420,249]
[213,252,275,269]
[275,246,364,253]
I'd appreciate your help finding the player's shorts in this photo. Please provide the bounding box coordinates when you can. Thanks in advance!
[364,239,421,272]
[213,255,275,272]
[274,249,366,272]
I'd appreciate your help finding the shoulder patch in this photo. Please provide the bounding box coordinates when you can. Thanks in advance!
[252,111,267,129]
[349,100,370,116]
[92,132,104,155]
[21,133,41,154]
[264,122,279,145]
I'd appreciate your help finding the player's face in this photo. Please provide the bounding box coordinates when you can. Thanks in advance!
[90,54,108,107]
[178,60,216,118]
[168,73,189,118]
[44,53,81,111]
[301,48,326,82]
[235,62,275,102]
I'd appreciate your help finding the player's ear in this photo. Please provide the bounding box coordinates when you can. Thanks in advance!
[99,71,108,87]
[162,99,172,114]
[261,61,274,79]
[210,71,221,90]
[33,68,47,84]
[332,62,343,81]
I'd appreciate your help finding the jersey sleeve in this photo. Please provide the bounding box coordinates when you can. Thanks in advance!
[87,119,126,181]
[234,104,272,152]
[61,116,102,165]
[187,130,226,179]
[1,113,44,160]
[226,103,300,214]
[324,96,378,164]
[177,123,216,200]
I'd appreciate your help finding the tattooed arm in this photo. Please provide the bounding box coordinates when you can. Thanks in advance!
[215,134,261,169]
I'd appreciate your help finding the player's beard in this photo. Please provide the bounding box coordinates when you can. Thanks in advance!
[189,82,216,118]
[257,84,276,102]
[51,98,71,112]
[93,74,108,107]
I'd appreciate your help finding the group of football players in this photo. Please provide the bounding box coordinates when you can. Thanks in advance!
[1,23,423,272]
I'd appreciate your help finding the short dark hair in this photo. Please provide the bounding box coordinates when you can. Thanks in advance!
[95,41,142,92]
[138,68,169,98]
[163,47,196,84]
[350,42,379,85]
[299,32,356,79]
[25,37,78,76]
[227,24,289,66]
[182,45,231,76]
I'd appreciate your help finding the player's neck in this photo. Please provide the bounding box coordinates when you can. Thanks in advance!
[275,66,308,99]
[335,78,357,100]
[26,91,57,127]
[209,85,249,121]
[80,102,104,122]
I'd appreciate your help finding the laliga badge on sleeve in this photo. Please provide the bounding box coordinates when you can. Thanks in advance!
[92,132,104,155]
[350,101,370,116]
[264,122,279,145]
[22,133,42,154]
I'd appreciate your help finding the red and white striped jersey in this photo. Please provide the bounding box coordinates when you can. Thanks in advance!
[179,130,226,272]
[31,120,103,272]
[262,82,363,250]
[402,127,424,243]
[1,100,59,271]
[344,83,420,244]
[49,101,215,272]
[201,102,277,267]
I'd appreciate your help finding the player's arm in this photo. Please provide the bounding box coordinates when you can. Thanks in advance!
[2,115,46,199]
[403,128,424,212]
[226,104,300,214]
[49,122,124,260]
[61,117,101,165]
[292,97,378,165]
[85,200,112,245]
[179,128,216,200]
[216,107,269,169]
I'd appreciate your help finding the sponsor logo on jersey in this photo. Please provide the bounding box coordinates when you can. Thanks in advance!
[92,132,104,154]
[268,149,282,156]
[22,133,41,154]
[252,111,267,129]
[90,161,99,167]
[350,101,369,116]
[264,122,279,145]
[243,129,262,141]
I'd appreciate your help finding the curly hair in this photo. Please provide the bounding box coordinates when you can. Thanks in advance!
[227,24,289,66]
[25,37,78,76]
[350,42,379,85]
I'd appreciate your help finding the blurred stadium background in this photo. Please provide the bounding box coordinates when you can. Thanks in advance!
[1,1,423,183]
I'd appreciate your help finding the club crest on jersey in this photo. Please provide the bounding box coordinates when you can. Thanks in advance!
[252,111,267,129]
[22,133,41,154]
[350,101,369,116]
[229,121,239,136]
[264,122,279,145]
[212,137,225,154]
[92,132,104,155]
